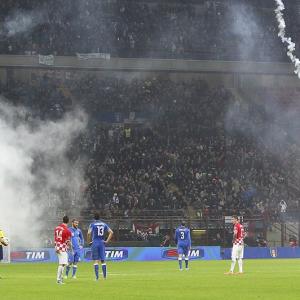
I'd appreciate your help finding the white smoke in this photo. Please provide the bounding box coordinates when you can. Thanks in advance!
[229,3,261,60]
[2,10,45,37]
[0,99,87,247]
[275,0,300,78]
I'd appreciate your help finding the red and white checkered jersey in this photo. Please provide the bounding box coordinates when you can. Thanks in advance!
[233,223,244,245]
[54,223,71,252]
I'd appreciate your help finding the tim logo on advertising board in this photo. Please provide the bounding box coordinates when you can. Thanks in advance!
[84,249,128,261]
[162,248,204,260]
[11,251,50,262]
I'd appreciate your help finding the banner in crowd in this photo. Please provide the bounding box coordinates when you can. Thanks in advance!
[222,247,300,259]
[132,223,160,240]
[76,53,111,60]
[38,54,54,66]
[133,223,160,234]
[10,246,221,263]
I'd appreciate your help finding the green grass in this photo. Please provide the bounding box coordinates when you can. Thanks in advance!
[1,260,300,300]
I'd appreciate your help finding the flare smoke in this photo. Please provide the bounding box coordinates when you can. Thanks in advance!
[0,99,87,247]
[275,0,300,78]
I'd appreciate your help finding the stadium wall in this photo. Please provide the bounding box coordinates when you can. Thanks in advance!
[1,55,300,89]
[3,68,235,88]
[0,55,294,74]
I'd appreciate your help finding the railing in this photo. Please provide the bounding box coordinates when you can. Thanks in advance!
[80,209,185,219]
[0,55,294,75]
[46,215,267,247]
[47,209,300,247]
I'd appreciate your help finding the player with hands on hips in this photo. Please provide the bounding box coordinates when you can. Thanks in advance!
[87,213,113,281]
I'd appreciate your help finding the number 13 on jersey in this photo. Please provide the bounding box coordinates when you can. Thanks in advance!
[97,226,104,237]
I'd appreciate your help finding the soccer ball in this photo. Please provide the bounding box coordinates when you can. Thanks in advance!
[1,237,9,246]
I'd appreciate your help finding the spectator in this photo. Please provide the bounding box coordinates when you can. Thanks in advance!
[1,74,298,222]
[279,200,287,213]
[160,234,171,247]
[0,0,294,62]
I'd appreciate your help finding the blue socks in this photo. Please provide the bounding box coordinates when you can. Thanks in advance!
[94,263,107,279]
[102,263,107,279]
[72,265,78,277]
[66,265,78,277]
[178,258,189,270]
[66,265,71,277]
[178,258,183,270]
[185,259,189,269]
[94,264,99,280]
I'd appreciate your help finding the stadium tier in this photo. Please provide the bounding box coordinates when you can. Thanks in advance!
[1,0,300,61]
[1,69,299,247]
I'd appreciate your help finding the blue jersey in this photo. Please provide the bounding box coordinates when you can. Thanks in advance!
[175,226,191,247]
[88,221,110,244]
[69,227,84,251]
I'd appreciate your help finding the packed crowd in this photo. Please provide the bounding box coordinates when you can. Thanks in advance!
[1,73,297,222]
[1,0,298,61]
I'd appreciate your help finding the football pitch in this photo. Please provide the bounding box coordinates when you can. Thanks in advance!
[1,259,300,300]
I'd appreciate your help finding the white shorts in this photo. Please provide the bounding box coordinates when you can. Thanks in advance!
[57,251,68,265]
[231,244,244,260]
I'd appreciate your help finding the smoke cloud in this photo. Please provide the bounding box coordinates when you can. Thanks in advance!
[227,99,283,148]
[228,3,261,60]
[225,1,300,158]
[1,9,45,37]
[0,99,87,247]
[275,0,300,78]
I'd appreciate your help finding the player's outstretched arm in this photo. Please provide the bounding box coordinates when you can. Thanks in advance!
[105,229,114,244]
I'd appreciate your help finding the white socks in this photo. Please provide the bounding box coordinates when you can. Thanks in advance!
[230,260,236,272]
[57,265,64,281]
[238,259,243,273]
[230,259,243,273]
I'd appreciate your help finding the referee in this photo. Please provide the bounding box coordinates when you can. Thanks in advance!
[0,229,4,261]
[0,229,8,279]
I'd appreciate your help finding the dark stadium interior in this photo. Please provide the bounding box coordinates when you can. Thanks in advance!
[1,0,300,61]
[1,0,300,249]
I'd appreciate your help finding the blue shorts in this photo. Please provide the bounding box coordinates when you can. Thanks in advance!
[91,242,106,261]
[0,246,3,260]
[68,250,81,264]
[177,244,190,256]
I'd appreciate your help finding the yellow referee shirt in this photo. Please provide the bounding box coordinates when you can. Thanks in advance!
[0,230,4,239]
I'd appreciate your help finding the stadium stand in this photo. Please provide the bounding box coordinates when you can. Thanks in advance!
[1,0,300,246]
[1,75,296,225]
[1,0,300,61]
